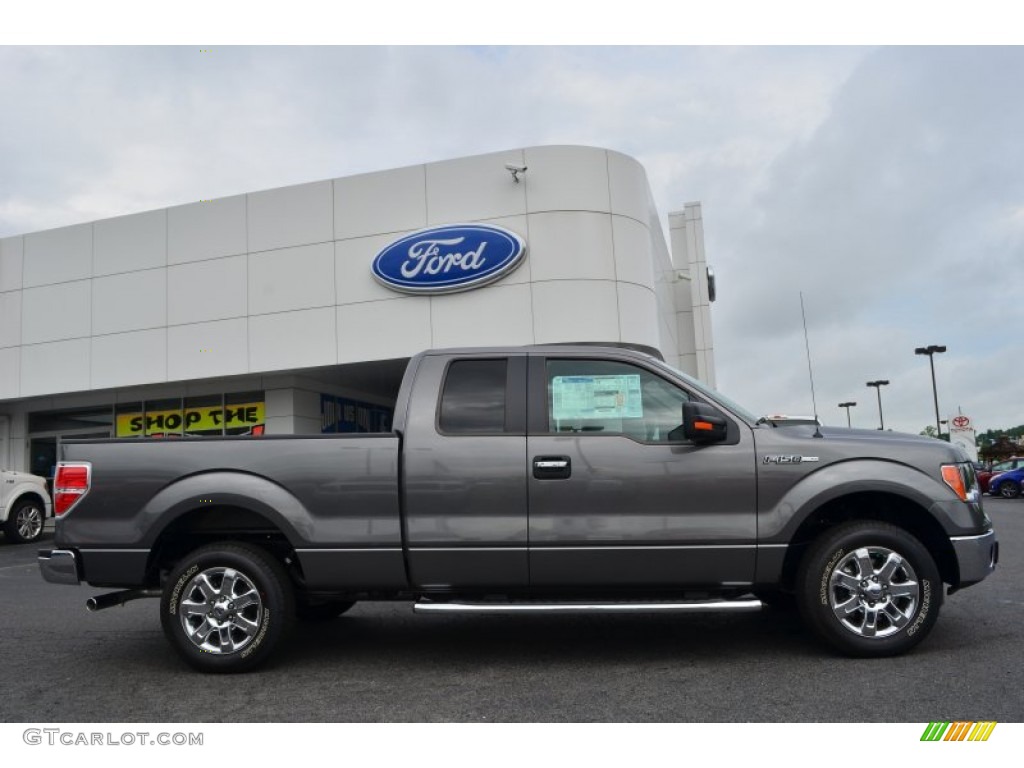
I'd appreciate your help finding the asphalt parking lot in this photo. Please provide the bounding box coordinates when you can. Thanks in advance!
[1,499,1020,723]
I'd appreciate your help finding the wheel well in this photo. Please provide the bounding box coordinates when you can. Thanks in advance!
[147,505,300,586]
[778,492,958,591]
[8,492,47,518]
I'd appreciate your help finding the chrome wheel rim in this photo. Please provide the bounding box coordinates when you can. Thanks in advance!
[178,567,264,654]
[15,506,43,540]
[829,546,919,638]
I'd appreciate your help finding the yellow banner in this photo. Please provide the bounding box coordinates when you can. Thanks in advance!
[116,402,265,437]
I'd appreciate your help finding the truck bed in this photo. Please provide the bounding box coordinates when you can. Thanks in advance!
[58,434,403,588]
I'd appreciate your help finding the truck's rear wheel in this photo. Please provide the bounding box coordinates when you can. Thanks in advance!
[796,522,942,657]
[160,542,295,672]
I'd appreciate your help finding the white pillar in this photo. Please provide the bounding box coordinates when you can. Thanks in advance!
[669,202,716,387]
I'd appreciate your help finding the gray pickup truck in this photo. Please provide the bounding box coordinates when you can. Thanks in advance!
[39,345,998,672]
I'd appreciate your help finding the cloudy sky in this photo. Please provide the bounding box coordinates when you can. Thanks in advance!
[1,43,1021,436]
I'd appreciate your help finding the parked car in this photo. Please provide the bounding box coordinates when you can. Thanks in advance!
[1,470,53,544]
[979,457,1024,494]
[988,467,1024,499]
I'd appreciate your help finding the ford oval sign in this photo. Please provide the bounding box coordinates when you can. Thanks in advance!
[372,223,526,295]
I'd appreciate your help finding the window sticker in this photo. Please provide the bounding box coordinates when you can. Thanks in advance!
[551,375,643,420]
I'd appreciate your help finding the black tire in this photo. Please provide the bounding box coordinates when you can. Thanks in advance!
[796,521,942,657]
[998,482,1020,499]
[160,542,295,673]
[4,497,46,544]
[296,598,356,622]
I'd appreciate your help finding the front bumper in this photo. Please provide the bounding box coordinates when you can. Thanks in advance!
[950,529,998,590]
[38,549,81,585]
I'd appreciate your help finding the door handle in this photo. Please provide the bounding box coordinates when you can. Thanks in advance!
[533,456,571,480]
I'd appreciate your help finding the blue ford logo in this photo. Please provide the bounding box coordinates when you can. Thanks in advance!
[371,223,526,294]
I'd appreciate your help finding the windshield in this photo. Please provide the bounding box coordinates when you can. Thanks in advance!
[650,358,759,424]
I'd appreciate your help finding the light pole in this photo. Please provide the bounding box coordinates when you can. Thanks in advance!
[866,380,889,430]
[838,401,857,428]
[915,345,946,439]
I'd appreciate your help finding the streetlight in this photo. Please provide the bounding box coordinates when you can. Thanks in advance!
[838,401,857,428]
[915,345,947,439]
[866,380,890,430]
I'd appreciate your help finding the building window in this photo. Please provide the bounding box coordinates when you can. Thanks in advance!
[136,398,184,437]
[184,395,224,437]
[29,407,114,434]
[114,402,144,438]
[224,391,265,436]
[320,395,392,434]
[111,392,265,438]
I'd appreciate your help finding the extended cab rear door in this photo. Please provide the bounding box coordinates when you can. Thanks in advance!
[401,352,529,590]
[526,352,757,589]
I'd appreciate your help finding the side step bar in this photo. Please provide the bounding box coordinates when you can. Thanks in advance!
[413,599,763,615]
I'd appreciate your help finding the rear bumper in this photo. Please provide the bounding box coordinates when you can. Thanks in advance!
[39,547,150,587]
[950,529,998,590]
[38,549,81,586]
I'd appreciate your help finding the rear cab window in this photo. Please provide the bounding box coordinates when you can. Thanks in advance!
[439,358,524,435]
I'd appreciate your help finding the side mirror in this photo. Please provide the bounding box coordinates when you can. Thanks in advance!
[682,402,729,443]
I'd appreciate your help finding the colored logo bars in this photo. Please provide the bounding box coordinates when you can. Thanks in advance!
[920,721,997,741]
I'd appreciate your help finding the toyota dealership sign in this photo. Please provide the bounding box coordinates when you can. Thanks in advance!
[949,414,979,462]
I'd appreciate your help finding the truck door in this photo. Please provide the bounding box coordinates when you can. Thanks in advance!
[402,353,529,590]
[526,354,757,588]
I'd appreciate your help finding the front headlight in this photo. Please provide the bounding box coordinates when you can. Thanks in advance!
[942,462,981,503]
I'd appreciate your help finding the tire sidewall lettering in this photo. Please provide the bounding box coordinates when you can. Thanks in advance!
[240,608,271,659]
[168,564,199,615]
[820,548,845,605]
[907,579,931,637]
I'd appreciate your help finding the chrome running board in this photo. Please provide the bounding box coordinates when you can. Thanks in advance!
[413,599,763,615]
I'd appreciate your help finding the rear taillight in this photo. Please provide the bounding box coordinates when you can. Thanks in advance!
[54,462,91,516]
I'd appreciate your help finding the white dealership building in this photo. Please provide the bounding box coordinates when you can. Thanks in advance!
[0,145,716,476]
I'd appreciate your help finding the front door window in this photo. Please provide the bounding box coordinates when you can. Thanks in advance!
[546,359,690,442]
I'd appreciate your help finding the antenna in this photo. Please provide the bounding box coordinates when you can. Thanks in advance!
[800,292,823,438]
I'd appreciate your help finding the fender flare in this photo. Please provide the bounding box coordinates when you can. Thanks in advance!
[3,486,52,521]
[138,470,313,549]
[760,459,965,544]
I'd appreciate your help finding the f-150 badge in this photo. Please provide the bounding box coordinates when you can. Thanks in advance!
[762,455,820,464]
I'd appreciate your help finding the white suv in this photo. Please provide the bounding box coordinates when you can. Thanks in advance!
[1,470,53,544]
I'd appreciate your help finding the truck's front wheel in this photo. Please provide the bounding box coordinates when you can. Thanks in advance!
[796,522,942,657]
[160,543,295,673]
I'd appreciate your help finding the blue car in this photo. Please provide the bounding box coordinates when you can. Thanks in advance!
[989,466,1024,499]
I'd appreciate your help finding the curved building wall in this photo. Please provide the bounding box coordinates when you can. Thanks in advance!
[0,145,693,403]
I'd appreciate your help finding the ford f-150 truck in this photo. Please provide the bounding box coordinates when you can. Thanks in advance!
[39,346,998,672]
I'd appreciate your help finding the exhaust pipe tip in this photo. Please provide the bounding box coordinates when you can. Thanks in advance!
[86,588,160,612]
